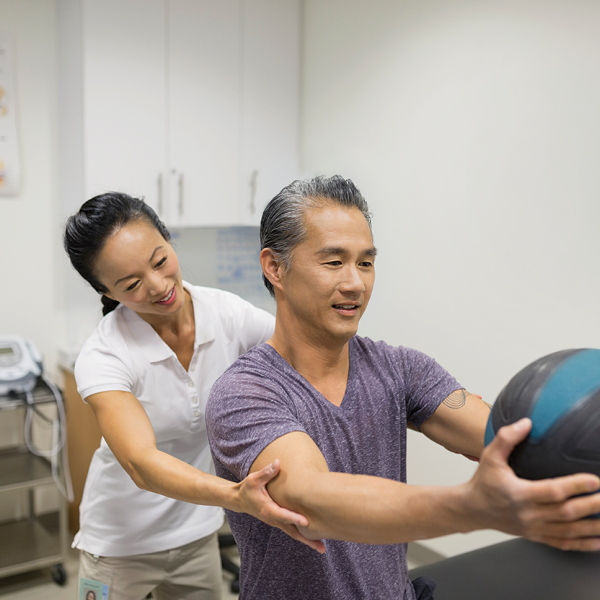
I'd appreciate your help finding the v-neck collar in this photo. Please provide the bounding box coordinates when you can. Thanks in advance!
[262,339,357,412]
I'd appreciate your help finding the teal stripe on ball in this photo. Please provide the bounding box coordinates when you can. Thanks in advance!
[530,349,600,441]
[484,412,495,446]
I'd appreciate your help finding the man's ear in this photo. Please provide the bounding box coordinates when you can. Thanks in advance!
[260,248,285,292]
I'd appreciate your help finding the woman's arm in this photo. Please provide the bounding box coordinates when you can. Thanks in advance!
[87,390,324,552]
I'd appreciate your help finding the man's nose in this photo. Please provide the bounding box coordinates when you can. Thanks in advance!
[340,265,366,293]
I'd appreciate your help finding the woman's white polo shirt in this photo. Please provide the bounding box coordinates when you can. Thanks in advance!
[72,284,274,557]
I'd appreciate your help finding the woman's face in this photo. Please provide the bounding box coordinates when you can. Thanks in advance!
[95,220,185,319]
[86,592,96,600]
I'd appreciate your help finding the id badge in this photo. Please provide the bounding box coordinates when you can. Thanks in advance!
[80,577,110,600]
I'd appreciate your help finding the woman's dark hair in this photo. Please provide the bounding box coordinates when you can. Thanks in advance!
[64,192,171,316]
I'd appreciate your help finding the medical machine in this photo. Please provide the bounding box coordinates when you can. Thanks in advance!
[0,335,43,396]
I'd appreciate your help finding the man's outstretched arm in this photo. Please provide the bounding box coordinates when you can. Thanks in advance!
[250,419,600,551]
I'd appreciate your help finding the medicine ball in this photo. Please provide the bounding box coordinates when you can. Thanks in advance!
[484,349,600,480]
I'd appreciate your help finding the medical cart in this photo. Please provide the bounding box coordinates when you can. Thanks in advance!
[0,378,69,585]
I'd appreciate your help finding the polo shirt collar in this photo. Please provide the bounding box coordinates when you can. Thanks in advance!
[185,282,216,348]
[121,281,216,364]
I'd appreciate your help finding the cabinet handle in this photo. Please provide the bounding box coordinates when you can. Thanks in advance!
[249,169,259,215]
[178,173,184,217]
[157,173,163,216]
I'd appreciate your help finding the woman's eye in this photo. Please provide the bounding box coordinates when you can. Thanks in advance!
[155,256,167,268]
[126,281,139,292]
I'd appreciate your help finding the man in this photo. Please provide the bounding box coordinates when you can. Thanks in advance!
[206,175,600,599]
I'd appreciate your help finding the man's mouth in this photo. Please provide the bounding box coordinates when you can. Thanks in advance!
[332,303,360,314]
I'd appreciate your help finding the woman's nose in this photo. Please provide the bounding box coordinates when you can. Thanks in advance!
[147,273,168,297]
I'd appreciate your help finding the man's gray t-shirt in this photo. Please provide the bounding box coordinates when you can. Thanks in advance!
[206,336,461,600]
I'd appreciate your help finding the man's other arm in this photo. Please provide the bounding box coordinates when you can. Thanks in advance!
[416,389,491,459]
[250,421,600,551]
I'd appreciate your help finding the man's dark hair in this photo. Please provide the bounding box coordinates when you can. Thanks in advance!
[260,175,372,297]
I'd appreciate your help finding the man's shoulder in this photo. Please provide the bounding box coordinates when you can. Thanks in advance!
[351,335,418,360]
[209,344,277,396]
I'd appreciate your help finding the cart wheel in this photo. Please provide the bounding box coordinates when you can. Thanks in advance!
[51,563,68,586]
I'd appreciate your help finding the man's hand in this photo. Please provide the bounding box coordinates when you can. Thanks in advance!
[466,418,600,551]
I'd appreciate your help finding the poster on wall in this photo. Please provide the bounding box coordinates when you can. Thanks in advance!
[0,34,21,196]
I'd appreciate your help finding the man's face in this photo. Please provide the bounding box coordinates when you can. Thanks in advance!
[279,203,376,345]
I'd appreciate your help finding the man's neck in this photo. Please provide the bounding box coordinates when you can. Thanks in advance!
[267,322,352,407]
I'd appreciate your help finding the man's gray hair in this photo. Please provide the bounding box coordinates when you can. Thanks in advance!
[260,175,372,297]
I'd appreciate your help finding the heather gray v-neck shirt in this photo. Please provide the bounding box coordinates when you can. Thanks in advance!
[206,336,460,600]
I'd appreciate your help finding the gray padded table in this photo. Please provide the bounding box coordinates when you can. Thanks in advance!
[409,538,600,600]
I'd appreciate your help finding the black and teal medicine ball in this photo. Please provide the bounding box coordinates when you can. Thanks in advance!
[484,349,600,480]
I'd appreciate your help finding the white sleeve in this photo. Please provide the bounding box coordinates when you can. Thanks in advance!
[74,331,134,401]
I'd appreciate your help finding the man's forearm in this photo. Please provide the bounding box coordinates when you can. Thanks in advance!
[271,470,475,544]
[256,425,600,551]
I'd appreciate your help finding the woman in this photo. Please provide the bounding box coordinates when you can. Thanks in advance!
[64,193,319,600]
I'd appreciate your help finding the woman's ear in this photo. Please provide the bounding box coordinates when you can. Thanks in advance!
[260,248,285,293]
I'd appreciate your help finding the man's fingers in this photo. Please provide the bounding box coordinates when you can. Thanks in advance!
[522,474,600,508]
[485,418,532,464]
[538,535,600,552]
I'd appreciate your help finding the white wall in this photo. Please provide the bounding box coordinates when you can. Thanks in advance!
[0,0,63,380]
[0,0,62,520]
[302,0,600,556]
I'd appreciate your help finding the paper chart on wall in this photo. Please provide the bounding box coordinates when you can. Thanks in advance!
[0,34,21,196]
[216,227,272,311]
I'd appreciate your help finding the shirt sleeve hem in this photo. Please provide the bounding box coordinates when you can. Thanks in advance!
[411,384,463,431]
[239,425,307,479]
[78,383,132,401]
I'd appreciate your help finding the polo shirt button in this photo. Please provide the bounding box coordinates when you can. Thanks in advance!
[193,410,200,417]
[190,365,195,372]
[192,397,199,404]
[188,381,194,387]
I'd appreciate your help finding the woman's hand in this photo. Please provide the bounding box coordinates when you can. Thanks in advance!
[236,459,326,553]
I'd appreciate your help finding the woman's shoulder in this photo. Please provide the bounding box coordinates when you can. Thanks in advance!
[185,283,273,327]
[78,306,131,361]
[185,283,245,308]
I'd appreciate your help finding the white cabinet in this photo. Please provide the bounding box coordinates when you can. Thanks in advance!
[241,0,301,225]
[59,0,300,227]
[167,0,241,226]
[81,0,167,216]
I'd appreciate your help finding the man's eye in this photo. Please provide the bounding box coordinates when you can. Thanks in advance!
[326,261,342,266]
[359,261,373,267]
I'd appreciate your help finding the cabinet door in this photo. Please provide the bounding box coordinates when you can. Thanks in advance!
[82,0,167,218]
[240,0,301,225]
[168,0,242,227]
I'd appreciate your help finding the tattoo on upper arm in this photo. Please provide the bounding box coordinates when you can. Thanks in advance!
[443,389,467,409]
